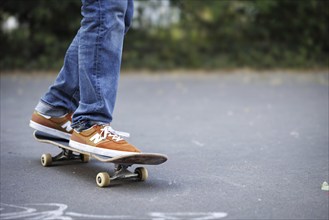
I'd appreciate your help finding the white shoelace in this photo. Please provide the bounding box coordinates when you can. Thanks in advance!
[100,125,130,142]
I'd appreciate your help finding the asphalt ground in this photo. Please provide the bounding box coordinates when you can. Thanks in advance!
[1,71,328,220]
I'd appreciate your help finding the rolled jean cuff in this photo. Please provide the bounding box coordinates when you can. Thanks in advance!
[35,100,68,117]
[71,120,106,132]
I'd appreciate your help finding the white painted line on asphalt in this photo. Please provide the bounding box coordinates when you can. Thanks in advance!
[0,203,228,220]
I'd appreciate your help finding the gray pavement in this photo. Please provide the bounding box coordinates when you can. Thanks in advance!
[1,71,328,220]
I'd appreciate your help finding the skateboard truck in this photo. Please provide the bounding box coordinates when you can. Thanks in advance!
[40,148,89,167]
[112,164,137,181]
[96,164,148,187]
[112,164,147,181]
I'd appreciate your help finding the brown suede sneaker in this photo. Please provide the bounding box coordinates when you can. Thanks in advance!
[69,125,141,157]
[29,111,73,140]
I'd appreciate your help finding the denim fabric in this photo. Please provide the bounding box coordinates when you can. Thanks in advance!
[36,0,134,131]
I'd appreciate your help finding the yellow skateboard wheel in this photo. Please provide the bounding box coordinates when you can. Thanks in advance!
[41,153,52,167]
[96,172,110,187]
[80,154,90,163]
[135,167,148,181]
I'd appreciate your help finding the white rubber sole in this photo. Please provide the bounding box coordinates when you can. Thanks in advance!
[29,120,71,140]
[69,140,140,157]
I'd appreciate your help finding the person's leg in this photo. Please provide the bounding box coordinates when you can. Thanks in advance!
[69,0,141,156]
[71,0,129,131]
[36,32,80,116]
[30,31,81,139]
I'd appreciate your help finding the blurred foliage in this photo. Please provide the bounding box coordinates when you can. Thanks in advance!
[0,0,328,70]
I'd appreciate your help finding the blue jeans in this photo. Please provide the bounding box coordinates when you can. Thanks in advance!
[35,0,134,131]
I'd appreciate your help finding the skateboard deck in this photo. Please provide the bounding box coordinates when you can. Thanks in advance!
[33,130,168,187]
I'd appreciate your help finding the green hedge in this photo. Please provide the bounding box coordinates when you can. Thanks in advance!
[0,0,328,70]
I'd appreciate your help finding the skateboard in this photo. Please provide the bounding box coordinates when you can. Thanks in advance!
[33,130,168,187]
